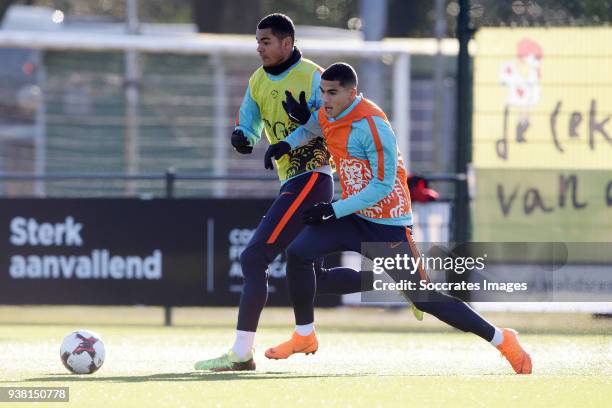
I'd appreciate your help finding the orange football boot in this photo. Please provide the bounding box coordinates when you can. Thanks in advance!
[265,331,318,360]
[496,328,532,374]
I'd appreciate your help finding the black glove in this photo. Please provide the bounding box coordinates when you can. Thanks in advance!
[264,141,291,170]
[231,129,253,154]
[303,202,336,225]
[282,90,311,125]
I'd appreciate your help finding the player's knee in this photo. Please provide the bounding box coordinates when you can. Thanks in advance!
[239,246,256,267]
[239,245,268,281]
[286,241,314,265]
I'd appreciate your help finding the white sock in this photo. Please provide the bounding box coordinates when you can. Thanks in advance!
[231,330,255,360]
[490,327,504,347]
[295,323,314,336]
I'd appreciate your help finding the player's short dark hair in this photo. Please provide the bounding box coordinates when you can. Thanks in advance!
[257,13,295,43]
[321,63,358,88]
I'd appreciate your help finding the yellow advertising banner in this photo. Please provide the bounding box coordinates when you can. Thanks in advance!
[473,28,612,242]
[473,28,612,170]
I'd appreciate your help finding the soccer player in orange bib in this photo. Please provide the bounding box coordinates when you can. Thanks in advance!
[263,63,532,374]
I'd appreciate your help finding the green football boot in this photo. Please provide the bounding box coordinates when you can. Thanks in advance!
[411,304,424,321]
[194,349,256,372]
[400,289,424,321]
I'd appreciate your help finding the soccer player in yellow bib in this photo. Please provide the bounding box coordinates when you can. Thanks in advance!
[195,14,422,373]
[193,14,331,373]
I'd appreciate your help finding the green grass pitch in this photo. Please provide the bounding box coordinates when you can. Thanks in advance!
[0,306,610,407]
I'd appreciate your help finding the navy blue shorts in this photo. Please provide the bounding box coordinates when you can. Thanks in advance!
[245,171,334,253]
[287,213,428,282]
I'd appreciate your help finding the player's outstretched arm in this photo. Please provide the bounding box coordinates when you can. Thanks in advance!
[284,111,323,149]
[264,105,324,170]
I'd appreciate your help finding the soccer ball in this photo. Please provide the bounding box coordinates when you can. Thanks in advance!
[60,330,105,374]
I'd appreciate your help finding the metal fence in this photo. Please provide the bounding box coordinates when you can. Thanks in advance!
[0,28,459,198]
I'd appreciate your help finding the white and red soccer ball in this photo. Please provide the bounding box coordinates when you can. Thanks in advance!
[60,330,105,374]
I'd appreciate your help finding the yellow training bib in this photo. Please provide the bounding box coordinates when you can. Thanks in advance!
[249,58,330,181]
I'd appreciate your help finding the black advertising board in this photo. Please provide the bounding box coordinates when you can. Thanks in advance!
[0,199,340,307]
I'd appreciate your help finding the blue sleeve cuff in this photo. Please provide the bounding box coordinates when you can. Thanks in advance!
[331,201,347,218]
[284,129,301,149]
